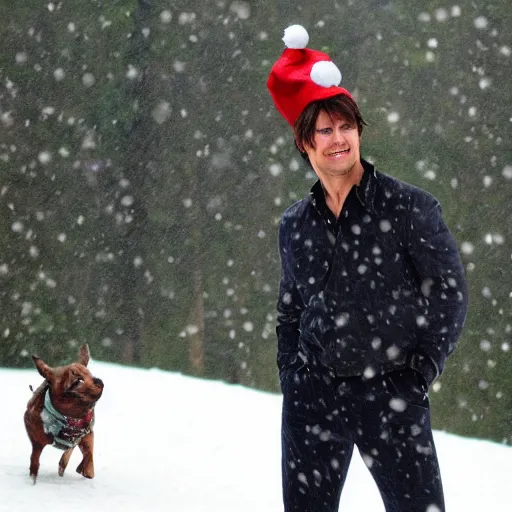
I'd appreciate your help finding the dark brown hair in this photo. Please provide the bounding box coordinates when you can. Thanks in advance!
[293,94,367,155]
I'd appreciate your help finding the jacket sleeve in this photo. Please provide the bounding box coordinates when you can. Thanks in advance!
[406,192,469,385]
[276,218,304,373]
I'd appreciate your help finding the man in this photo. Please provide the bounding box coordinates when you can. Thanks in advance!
[267,25,469,512]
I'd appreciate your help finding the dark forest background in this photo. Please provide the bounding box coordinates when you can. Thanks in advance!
[1,0,511,443]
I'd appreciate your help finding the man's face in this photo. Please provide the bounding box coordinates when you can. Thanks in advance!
[301,110,361,179]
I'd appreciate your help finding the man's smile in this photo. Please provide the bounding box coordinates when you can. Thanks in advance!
[326,148,350,157]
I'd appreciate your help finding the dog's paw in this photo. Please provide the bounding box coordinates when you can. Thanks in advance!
[76,461,94,479]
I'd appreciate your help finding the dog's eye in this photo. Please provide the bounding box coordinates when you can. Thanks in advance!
[70,378,84,390]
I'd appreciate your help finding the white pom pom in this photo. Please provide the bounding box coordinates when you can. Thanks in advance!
[282,25,309,49]
[310,61,342,88]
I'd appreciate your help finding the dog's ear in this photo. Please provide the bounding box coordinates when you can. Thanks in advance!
[32,356,55,383]
[78,343,90,367]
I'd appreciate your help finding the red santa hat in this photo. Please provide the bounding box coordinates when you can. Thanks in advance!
[267,25,354,127]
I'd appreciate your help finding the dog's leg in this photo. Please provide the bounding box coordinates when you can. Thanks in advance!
[76,432,95,479]
[29,442,44,484]
[58,447,75,477]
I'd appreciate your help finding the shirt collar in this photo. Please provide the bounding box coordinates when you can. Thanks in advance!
[309,158,377,214]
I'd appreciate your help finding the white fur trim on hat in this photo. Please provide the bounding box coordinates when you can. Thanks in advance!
[310,61,342,88]
[282,25,309,49]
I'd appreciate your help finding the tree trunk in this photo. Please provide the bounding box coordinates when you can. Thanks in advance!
[188,265,205,374]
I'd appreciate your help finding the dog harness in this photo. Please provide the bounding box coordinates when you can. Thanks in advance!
[41,390,95,450]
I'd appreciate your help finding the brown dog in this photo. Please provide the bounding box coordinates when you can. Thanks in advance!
[24,343,104,483]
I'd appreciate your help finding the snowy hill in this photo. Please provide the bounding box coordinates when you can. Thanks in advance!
[1,361,511,511]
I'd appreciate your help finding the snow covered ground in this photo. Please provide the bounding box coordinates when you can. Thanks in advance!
[1,360,511,511]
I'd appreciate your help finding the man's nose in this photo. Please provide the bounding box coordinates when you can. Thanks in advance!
[332,129,347,144]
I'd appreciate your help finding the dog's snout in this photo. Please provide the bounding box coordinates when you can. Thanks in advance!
[93,377,104,388]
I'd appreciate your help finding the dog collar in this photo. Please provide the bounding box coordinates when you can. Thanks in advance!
[41,390,95,450]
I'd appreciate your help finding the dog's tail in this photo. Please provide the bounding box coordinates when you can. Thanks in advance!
[27,380,49,409]
[29,380,48,395]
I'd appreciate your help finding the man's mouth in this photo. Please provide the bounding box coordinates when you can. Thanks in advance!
[326,148,350,157]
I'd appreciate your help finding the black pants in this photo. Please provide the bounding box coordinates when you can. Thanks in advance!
[281,365,445,512]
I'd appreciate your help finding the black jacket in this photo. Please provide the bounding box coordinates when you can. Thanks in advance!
[276,159,469,386]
